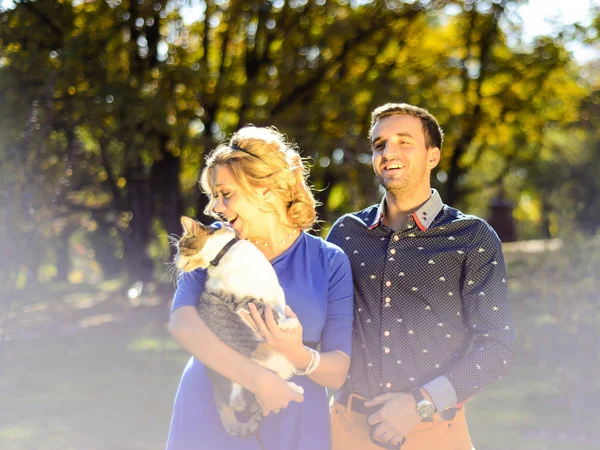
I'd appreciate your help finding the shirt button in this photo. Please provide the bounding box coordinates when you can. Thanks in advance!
[385,297,391,303]
[386,383,392,388]
[384,347,390,354]
[390,249,396,255]
[393,235,399,242]
[385,281,392,287]
[384,331,390,337]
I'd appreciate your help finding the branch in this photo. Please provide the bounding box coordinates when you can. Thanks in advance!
[54,201,137,248]
[460,148,519,197]
[270,27,376,116]
[446,3,507,202]
[21,1,63,42]
[237,1,277,127]
[470,42,560,169]
[358,15,421,138]
[52,203,113,218]
[270,6,422,117]
[202,3,235,130]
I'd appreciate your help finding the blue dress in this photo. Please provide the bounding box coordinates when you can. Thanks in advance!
[167,231,354,450]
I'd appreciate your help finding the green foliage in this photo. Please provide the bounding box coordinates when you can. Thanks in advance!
[0,0,598,284]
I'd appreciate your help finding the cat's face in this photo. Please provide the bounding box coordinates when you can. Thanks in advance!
[175,217,217,271]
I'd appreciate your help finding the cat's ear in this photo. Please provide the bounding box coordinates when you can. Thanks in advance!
[181,216,202,235]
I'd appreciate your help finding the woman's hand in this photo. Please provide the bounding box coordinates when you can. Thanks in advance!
[253,369,304,416]
[246,304,311,369]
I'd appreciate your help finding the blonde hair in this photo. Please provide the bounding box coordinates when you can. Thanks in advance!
[200,126,318,231]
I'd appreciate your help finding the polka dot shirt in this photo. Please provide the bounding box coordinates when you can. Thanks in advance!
[326,190,515,404]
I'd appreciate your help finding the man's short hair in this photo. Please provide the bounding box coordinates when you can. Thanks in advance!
[369,103,444,150]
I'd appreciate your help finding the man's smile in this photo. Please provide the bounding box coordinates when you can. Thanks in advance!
[382,161,406,172]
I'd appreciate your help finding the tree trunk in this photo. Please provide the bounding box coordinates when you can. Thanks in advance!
[196,136,216,225]
[445,144,463,207]
[124,166,154,282]
[151,145,184,261]
[87,220,124,279]
[55,225,75,282]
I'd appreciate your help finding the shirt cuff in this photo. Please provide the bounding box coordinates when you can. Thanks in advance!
[422,376,457,411]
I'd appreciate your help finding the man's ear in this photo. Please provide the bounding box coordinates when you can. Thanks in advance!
[427,147,441,169]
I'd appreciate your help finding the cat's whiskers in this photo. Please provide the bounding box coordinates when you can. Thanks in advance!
[167,234,182,249]
[164,261,182,285]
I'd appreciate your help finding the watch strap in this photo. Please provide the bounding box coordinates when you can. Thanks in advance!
[410,387,426,403]
[410,387,437,417]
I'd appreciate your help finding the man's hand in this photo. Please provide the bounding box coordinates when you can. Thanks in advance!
[365,392,422,446]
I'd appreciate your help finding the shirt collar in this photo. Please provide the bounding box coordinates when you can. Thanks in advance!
[368,189,444,231]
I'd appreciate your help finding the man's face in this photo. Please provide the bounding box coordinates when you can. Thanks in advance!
[370,114,439,196]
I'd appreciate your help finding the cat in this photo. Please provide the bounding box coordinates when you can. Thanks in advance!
[173,216,304,437]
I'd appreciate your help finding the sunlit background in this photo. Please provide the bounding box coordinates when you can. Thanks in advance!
[1,1,599,449]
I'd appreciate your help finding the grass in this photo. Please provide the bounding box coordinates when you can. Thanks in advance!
[0,323,188,450]
[467,365,596,450]
[0,237,598,449]
[0,281,188,450]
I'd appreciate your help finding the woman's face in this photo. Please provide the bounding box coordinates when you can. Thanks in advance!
[210,165,267,240]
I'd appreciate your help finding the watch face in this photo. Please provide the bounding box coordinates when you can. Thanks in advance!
[417,401,435,418]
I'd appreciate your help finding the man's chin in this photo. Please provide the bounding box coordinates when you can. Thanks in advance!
[381,177,408,191]
[383,181,413,197]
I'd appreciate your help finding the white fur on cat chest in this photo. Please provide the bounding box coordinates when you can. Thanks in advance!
[205,239,287,317]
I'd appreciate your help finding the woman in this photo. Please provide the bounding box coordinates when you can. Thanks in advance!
[167,126,354,450]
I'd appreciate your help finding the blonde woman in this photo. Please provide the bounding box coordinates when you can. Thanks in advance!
[167,126,354,450]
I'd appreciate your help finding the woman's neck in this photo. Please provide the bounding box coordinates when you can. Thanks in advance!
[247,219,300,261]
[258,231,301,261]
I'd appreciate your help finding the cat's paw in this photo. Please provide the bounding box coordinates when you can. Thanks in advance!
[287,381,304,395]
[278,317,299,331]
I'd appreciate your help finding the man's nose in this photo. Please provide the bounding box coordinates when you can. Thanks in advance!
[382,143,393,158]
[382,141,401,159]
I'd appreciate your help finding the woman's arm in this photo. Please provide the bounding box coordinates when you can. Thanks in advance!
[289,345,350,390]
[169,306,304,413]
[246,304,350,390]
[245,243,354,389]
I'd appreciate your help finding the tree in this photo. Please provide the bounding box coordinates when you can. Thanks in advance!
[1,0,596,286]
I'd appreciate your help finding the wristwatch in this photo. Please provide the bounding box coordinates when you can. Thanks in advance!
[410,388,436,419]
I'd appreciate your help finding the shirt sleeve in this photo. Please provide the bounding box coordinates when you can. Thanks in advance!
[319,243,355,356]
[422,375,458,411]
[170,269,208,314]
[444,221,515,403]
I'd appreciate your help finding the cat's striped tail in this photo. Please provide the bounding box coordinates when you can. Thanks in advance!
[217,405,264,437]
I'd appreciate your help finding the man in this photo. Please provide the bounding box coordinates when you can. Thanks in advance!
[327,103,515,449]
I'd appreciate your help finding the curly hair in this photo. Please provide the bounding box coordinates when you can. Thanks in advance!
[200,126,318,231]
